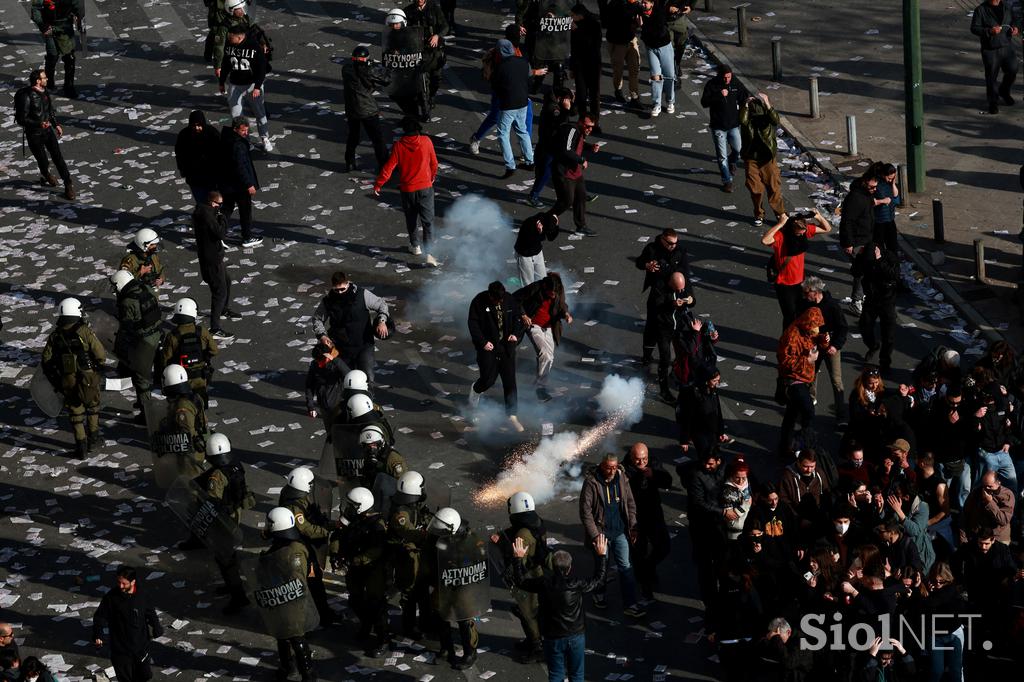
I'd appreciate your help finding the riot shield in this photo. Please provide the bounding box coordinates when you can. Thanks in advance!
[532,0,573,61]
[86,309,118,354]
[371,472,398,518]
[327,424,364,482]
[30,365,64,418]
[116,332,160,376]
[382,26,425,98]
[314,441,341,521]
[243,550,320,639]
[142,394,182,489]
[164,476,242,561]
[436,528,490,621]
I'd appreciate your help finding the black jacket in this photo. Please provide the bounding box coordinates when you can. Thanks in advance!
[175,113,221,187]
[971,0,1021,50]
[192,203,228,275]
[513,555,606,638]
[639,0,671,49]
[604,0,640,44]
[635,239,692,292]
[623,461,672,530]
[851,248,899,303]
[467,290,527,355]
[839,181,876,248]
[219,32,268,88]
[796,290,848,350]
[650,282,696,333]
[922,396,972,464]
[687,465,725,525]
[404,0,448,69]
[491,54,531,111]
[514,212,560,257]
[700,75,748,130]
[305,355,347,414]
[342,60,388,119]
[14,86,58,134]
[677,383,724,451]
[569,10,603,71]
[536,92,570,154]
[552,122,588,176]
[219,126,259,194]
[513,279,570,344]
[92,587,163,658]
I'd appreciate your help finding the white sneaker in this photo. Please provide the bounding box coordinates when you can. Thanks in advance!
[262,135,274,152]
[650,105,661,117]
[468,385,481,409]
[411,245,422,256]
[469,136,480,155]
[508,415,525,433]
[425,254,439,267]
[241,237,263,248]
[849,299,864,315]
[666,102,675,114]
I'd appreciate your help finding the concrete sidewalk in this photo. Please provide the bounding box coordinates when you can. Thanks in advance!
[685,0,1024,346]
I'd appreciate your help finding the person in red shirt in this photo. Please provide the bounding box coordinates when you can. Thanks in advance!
[373,117,440,266]
[513,273,573,402]
[760,209,831,329]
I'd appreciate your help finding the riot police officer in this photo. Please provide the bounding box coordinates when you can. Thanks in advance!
[358,424,406,488]
[111,269,162,424]
[403,0,449,111]
[158,298,218,408]
[345,394,396,447]
[426,507,479,670]
[491,492,548,662]
[278,467,338,625]
[388,471,433,639]
[258,508,317,682]
[119,228,165,290]
[342,369,373,404]
[160,364,208,481]
[40,298,105,456]
[31,0,83,98]
[335,487,392,657]
[189,433,252,614]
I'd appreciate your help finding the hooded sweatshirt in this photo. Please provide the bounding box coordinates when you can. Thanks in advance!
[777,307,824,384]
[373,133,438,193]
[174,110,221,187]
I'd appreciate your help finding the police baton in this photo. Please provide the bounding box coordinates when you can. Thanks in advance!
[77,16,88,55]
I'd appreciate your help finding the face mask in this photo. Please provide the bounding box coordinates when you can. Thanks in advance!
[920,387,936,401]
[850,460,863,469]
[835,522,850,535]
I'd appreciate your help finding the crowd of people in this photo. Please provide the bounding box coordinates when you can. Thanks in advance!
[12,0,1024,681]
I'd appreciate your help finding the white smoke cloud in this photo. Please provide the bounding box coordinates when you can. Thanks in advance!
[473,374,647,507]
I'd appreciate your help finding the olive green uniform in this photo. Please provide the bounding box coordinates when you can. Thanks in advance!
[196,462,253,603]
[165,394,208,479]
[158,322,218,406]
[337,512,390,647]
[41,319,105,452]
[278,488,336,624]
[257,538,316,679]
[31,0,83,94]
[119,248,164,289]
[388,500,432,635]
[359,447,407,488]
[499,526,543,646]
[424,536,480,660]
[114,278,162,403]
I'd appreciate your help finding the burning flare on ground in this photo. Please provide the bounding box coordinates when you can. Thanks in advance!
[472,375,646,508]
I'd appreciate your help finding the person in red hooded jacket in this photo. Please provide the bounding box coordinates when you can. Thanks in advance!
[373,117,440,266]
[776,306,825,456]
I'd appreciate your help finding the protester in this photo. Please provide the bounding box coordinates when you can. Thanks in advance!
[92,566,163,682]
[700,64,747,193]
[739,92,785,226]
[760,210,830,329]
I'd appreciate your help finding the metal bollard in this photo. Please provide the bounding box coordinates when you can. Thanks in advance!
[846,115,858,156]
[974,239,987,283]
[736,5,749,46]
[705,0,713,11]
[771,39,782,81]
[808,75,820,119]
[933,198,945,244]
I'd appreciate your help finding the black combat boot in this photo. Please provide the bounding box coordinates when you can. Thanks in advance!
[452,648,477,670]
[62,55,77,99]
[74,439,88,458]
[87,429,101,452]
[658,375,674,403]
[275,641,295,682]
[44,55,57,89]
[293,640,316,682]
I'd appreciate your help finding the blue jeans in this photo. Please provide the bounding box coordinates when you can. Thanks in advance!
[497,106,534,170]
[928,630,963,682]
[475,94,533,141]
[596,531,638,608]
[711,126,742,184]
[530,155,553,199]
[544,632,585,682]
[977,448,1017,493]
[647,43,675,106]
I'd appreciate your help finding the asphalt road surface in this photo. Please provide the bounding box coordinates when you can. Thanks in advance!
[0,0,987,680]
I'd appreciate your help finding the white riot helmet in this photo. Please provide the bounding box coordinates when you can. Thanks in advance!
[110,269,134,292]
[133,228,159,251]
[385,7,407,26]
[206,432,232,465]
[344,369,369,392]
[267,507,296,532]
[346,487,375,514]
[347,394,374,419]
[429,507,462,535]
[396,471,424,497]
[57,297,82,318]
[508,491,535,516]
[286,466,315,493]
[941,349,960,369]
[359,425,386,447]
[174,297,198,319]
[162,364,189,389]
[225,0,246,12]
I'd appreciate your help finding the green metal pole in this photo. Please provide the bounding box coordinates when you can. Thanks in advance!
[903,0,924,192]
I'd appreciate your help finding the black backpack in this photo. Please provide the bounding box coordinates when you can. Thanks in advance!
[249,24,275,70]
[13,87,31,127]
